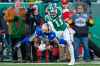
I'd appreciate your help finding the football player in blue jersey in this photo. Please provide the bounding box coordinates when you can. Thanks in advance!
[32,23,59,62]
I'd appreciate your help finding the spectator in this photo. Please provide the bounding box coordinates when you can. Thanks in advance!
[26,4,43,34]
[26,4,35,35]
[72,3,94,62]
[73,0,92,14]
[0,9,12,60]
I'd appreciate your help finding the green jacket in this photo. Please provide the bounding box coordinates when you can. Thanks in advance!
[11,16,26,39]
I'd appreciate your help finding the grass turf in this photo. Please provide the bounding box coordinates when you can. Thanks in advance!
[0,63,100,66]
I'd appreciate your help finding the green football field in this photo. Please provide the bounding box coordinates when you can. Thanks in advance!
[0,63,100,66]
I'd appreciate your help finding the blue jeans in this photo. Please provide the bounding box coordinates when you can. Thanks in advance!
[74,37,90,61]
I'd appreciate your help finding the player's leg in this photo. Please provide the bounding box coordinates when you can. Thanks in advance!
[63,28,75,65]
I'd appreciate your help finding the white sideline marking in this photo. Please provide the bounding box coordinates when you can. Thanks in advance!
[0,63,100,65]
